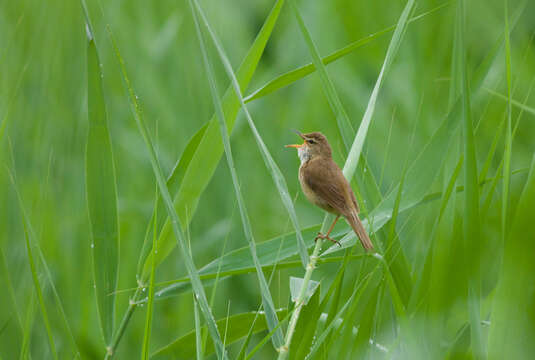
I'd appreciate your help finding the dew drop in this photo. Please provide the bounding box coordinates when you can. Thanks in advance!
[91,243,94,248]
[142,287,146,292]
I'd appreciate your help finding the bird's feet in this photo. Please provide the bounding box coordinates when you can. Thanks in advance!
[314,232,341,247]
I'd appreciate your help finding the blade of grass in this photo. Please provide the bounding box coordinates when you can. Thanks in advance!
[408,156,464,313]
[483,88,535,117]
[502,0,513,241]
[19,291,36,360]
[194,296,203,360]
[192,0,308,270]
[0,247,24,332]
[287,0,354,148]
[458,1,483,357]
[151,310,288,359]
[107,28,228,360]
[290,282,321,359]
[244,2,449,103]
[137,123,208,278]
[141,190,158,360]
[305,266,380,359]
[8,170,58,360]
[190,0,285,348]
[82,2,119,346]
[488,155,535,358]
[201,204,235,357]
[244,310,294,360]
[139,0,286,283]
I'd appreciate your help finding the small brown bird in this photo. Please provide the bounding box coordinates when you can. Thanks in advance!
[286,131,373,251]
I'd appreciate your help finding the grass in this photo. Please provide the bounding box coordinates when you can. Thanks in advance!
[1,0,535,359]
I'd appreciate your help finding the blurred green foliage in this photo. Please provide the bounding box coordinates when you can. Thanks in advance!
[1,0,534,358]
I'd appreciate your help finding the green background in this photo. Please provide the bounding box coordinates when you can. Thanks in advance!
[1,0,534,358]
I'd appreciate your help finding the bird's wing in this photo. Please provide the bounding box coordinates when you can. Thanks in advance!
[302,158,354,216]
[348,187,360,213]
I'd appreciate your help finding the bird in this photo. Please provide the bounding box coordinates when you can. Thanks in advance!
[285,130,374,251]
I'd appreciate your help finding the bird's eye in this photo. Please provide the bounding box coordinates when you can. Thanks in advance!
[306,139,316,144]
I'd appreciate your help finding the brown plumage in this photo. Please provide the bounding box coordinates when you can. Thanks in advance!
[286,131,373,251]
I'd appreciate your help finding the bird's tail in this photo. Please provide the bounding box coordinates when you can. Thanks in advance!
[346,212,374,251]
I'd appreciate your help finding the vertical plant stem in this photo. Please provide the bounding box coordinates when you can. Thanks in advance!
[141,191,158,360]
[278,1,415,358]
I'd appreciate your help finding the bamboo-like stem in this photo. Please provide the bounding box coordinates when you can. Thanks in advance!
[276,215,333,359]
[104,287,142,359]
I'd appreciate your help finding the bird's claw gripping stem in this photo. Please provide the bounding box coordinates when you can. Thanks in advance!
[314,232,341,247]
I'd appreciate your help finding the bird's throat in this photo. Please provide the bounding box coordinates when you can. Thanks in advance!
[298,146,311,164]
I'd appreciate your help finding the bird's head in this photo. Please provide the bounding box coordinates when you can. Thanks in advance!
[285,130,332,163]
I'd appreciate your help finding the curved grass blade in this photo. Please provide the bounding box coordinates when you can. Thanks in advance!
[19,291,36,360]
[192,0,308,271]
[138,123,208,279]
[82,4,120,345]
[488,155,535,358]
[408,156,463,313]
[9,177,58,360]
[107,28,228,360]
[151,310,288,359]
[502,0,513,240]
[458,1,483,357]
[140,0,286,282]
[141,191,158,360]
[244,2,449,104]
[290,282,321,359]
[483,88,535,117]
[288,0,354,148]
[193,296,203,360]
[190,0,285,348]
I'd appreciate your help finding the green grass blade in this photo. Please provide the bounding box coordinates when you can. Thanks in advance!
[82,4,120,345]
[8,171,58,360]
[244,2,449,103]
[190,0,285,348]
[138,123,208,279]
[458,1,483,357]
[408,156,464,312]
[488,155,535,358]
[0,247,24,332]
[192,0,308,271]
[288,0,354,148]
[107,28,228,360]
[305,267,379,359]
[341,0,415,186]
[483,87,535,117]
[141,191,158,360]
[193,297,203,360]
[351,285,381,359]
[140,0,286,281]
[244,311,294,360]
[19,291,36,360]
[502,0,513,240]
[151,310,288,359]
[290,283,321,359]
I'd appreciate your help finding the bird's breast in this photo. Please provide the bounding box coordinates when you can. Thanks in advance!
[298,163,337,214]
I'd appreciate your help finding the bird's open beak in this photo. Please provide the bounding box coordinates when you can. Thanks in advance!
[285,129,306,148]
